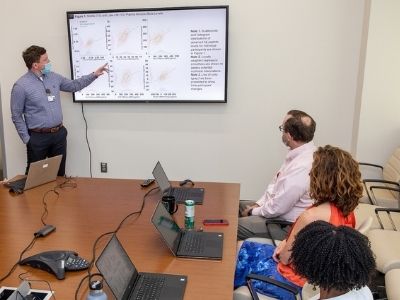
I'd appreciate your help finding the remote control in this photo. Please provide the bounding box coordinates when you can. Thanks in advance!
[140,178,155,187]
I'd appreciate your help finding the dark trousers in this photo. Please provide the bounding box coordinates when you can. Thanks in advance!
[26,126,68,176]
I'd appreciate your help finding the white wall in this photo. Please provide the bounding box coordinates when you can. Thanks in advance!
[0,0,366,199]
[356,0,400,164]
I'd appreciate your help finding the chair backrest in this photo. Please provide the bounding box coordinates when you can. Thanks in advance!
[385,268,400,300]
[356,216,373,235]
[383,147,400,183]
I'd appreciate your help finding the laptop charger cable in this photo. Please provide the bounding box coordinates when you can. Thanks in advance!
[179,179,194,186]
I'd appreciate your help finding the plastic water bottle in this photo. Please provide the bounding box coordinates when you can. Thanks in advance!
[86,280,107,300]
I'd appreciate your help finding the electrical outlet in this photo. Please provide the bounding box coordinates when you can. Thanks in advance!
[100,162,108,173]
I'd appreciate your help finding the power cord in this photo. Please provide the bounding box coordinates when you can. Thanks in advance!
[74,274,91,300]
[179,179,194,186]
[114,186,159,232]
[0,178,78,284]
[81,102,93,178]
[40,177,78,226]
[88,186,159,271]
[40,189,59,226]
[74,186,160,299]
[18,272,57,300]
[0,236,38,283]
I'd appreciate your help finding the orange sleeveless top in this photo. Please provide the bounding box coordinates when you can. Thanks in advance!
[277,203,355,286]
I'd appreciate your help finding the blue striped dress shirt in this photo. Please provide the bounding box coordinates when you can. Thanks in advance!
[11,70,97,144]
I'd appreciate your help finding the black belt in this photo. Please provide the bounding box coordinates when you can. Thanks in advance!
[29,123,63,133]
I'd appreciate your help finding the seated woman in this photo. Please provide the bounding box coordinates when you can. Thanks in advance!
[291,220,375,299]
[234,145,363,299]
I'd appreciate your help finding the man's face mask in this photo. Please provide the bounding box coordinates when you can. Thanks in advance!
[41,63,52,75]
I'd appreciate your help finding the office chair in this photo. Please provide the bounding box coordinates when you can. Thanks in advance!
[368,208,400,300]
[359,146,400,208]
[234,217,374,300]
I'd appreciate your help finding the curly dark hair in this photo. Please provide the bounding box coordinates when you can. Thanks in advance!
[22,45,46,69]
[291,220,376,293]
[310,145,363,216]
[283,110,316,143]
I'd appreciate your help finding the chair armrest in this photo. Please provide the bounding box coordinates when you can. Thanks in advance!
[370,186,400,193]
[359,162,384,170]
[375,208,400,213]
[265,219,293,246]
[265,219,294,226]
[363,180,399,205]
[363,179,400,187]
[374,208,400,230]
[246,273,299,299]
[369,185,400,208]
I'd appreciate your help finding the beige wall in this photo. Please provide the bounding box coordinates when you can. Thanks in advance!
[0,0,366,199]
[356,0,400,164]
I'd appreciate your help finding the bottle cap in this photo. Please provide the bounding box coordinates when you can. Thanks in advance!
[89,280,103,290]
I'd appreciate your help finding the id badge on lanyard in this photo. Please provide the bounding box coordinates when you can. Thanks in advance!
[45,88,55,102]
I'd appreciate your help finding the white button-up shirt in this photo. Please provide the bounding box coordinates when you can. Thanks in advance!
[252,141,316,222]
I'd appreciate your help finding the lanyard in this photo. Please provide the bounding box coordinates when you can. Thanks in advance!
[39,76,55,101]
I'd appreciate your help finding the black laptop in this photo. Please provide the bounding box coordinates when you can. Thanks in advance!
[96,234,187,300]
[151,201,223,260]
[152,161,204,204]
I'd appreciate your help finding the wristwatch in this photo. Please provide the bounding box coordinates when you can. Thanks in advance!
[247,208,253,216]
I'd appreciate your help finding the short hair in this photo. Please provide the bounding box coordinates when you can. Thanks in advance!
[291,221,376,292]
[283,110,316,143]
[22,45,46,69]
[310,145,363,216]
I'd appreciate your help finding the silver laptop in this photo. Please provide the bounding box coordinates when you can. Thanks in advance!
[151,201,224,260]
[6,155,62,193]
[152,161,205,204]
[96,234,187,300]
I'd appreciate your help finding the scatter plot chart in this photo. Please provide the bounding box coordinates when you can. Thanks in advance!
[67,7,227,102]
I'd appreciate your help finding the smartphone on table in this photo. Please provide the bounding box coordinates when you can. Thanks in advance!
[203,219,229,226]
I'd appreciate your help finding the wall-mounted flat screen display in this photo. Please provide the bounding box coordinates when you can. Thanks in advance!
[66,6,228,103]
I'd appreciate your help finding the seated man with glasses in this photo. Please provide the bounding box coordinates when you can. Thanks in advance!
[238,110,316,240]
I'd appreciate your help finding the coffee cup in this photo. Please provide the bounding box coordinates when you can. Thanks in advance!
[161,195,178,214]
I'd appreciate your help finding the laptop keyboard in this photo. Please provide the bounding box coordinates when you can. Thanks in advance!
[7,177,27,191]
[171,188,202,202]
[181,233,205,254]
[134,275,165,300]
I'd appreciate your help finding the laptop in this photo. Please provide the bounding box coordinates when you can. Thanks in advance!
[152,161,204,204]
[151,201,224,260]
[96,234,187,300]
[6,155,62,193]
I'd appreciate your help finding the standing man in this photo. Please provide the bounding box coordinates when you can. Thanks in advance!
[238,110,317,240]
[11,45,108,176]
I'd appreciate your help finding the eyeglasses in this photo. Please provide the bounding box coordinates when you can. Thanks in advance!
[278,125,284,132]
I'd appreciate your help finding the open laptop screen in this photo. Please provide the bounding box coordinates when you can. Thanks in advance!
[96,235,139,300]
[151,202,182,255]
[152,161,172,193]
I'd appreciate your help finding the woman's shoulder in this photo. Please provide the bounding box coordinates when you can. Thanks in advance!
[301,203,331,223]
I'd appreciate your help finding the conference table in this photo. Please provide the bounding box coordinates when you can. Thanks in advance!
[0,177,240,299]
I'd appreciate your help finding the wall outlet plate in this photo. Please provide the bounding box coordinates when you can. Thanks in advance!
[100,162,107,173]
